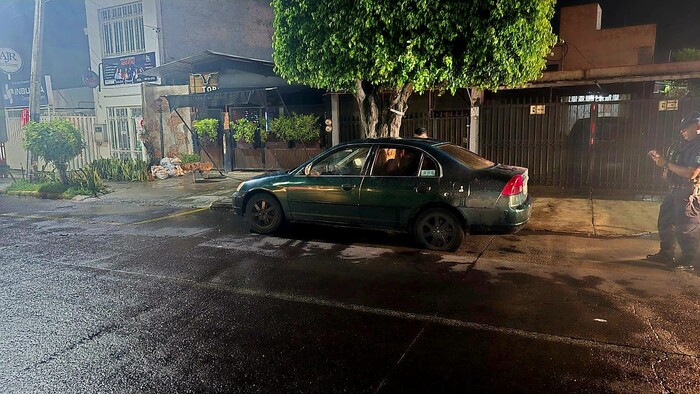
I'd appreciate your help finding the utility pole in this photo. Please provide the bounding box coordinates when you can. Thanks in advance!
[29,0,44,122]
[27,0,45,177]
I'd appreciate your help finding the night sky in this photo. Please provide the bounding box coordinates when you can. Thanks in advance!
[0,0,698,90]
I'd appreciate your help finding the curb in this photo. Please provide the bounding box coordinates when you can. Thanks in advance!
[210,198,233,210]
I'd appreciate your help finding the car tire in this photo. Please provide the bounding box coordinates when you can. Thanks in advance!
[413,208,464,251]
[245,193,284,234]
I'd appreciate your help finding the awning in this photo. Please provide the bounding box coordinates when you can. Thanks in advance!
[144,50,281,86]
[165,89,268,110]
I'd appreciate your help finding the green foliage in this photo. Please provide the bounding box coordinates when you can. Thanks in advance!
[269,113,320,142]
[230,118,267,144]
[192,118,220,144]
[271,0,557,93]
[179,153,202,163]
[68,166,106,196]
[22,119,85,183]
[672,48,700,62]
[91,158,148,182]
[5,175,104,198]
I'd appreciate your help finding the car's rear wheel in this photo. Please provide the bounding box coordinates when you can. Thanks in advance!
[413,208,464,251]
[245,193,283,234]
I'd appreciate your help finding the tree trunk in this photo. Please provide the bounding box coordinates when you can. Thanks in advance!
[355,80,413,139]
[57,163,68,184]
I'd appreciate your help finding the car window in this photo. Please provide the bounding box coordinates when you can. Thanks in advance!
[371,147,422,177]
[419,155,439,177]
[438,144,494,170]
[309,146,370,176]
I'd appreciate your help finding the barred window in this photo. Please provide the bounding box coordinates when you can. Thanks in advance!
[99,2,145,57]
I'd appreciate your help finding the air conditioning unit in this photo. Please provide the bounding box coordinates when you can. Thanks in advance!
[94,124,107,143]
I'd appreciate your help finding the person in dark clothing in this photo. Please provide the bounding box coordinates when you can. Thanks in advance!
[414,127,429,138]
[647,111,700,269]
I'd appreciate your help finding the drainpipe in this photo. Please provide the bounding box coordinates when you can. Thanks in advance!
[158,98,164,159]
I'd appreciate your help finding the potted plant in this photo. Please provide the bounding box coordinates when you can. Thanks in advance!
[230,118,267,146]
[192,118,219,146]
[269,113,320,150]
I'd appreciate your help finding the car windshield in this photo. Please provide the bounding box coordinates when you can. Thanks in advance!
[438,144,494,170]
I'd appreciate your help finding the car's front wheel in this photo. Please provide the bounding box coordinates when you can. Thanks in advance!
[245,193,283,234]
[413,208,464,251]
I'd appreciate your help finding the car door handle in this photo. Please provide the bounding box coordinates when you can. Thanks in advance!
[414,184,431,194]
[341,184,355,191]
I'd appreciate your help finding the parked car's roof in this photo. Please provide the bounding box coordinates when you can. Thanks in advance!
[341,138,446,149]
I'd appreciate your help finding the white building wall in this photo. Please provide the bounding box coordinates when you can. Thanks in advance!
[84,0,162,160]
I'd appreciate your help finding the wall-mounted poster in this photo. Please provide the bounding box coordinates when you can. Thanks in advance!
[102,52,157,86]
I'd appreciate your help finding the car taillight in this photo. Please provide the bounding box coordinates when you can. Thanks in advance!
[501,174,523,196]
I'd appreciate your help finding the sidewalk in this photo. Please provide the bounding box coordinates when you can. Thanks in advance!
[0,172,661,237]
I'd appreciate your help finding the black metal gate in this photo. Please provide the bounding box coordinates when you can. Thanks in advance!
[480,97,699,193]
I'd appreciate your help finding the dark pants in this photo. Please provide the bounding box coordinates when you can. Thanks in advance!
[658,188,700,260]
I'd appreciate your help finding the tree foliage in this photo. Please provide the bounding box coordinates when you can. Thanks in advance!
[672,48,700,62]
[663,48,700,97]
[272,0,556,138]
[23,120,84,184]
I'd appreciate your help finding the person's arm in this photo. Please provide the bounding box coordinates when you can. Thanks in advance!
[651,154,698,179]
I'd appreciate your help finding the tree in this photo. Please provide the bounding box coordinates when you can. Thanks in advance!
[23,119,85,184]
[662,48,700,97]
[272,0,557,138]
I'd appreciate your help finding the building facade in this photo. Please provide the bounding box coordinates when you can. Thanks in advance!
[84,0,274,161]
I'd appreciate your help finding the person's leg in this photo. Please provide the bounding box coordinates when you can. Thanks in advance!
[675,195,700,267]
[648,193,677,262]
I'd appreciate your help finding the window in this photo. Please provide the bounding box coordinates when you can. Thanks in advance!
[308,146,370,176]
[99,2,145,57]
[108,106,143,159]
[371,147,423,177]
[439,144,494,170]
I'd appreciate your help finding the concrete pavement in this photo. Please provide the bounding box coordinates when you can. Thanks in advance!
[0,171,661,237]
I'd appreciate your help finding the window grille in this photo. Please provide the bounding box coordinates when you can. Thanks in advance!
[99,2,145,57]
[107,107,143,159]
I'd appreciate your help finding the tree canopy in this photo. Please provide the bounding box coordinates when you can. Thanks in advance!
[23,119,84,183]
[272,0,557,93]
[272,0,556,138]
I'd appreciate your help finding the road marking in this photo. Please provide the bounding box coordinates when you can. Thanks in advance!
[0,212,124,226]
[47,260,700,361]
[130,208,209,225]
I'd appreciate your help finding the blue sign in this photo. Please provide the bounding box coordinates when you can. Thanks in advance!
[102,52,157,86]
[3,79,48,108]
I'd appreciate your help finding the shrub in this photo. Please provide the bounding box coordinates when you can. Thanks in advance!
[193,118,219,144]
[230,118,266,144]
[23,119,85,184]
[269,113,320,142]
[179,153,201,163]
[91,158,148,182]
[68,165,106,196]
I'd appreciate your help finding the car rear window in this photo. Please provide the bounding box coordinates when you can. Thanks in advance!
[438,144,494,170]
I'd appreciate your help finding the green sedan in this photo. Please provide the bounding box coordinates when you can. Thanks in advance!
[232,138,531,251]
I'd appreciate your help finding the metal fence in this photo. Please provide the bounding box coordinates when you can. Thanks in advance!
[480,97,697,193]
[339,112,470,146]
[339,98,698,193]
[4,109,99,171]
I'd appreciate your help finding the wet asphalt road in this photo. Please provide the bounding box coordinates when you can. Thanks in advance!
[1,194,699,393]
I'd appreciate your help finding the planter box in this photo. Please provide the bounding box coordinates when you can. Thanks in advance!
[234,148,264,169]
[265,148,321,170]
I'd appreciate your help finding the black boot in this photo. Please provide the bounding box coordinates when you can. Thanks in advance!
[646,251,674,264]
[672,255,695,270]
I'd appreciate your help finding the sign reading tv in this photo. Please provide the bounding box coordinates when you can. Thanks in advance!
[102,52,157,86]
